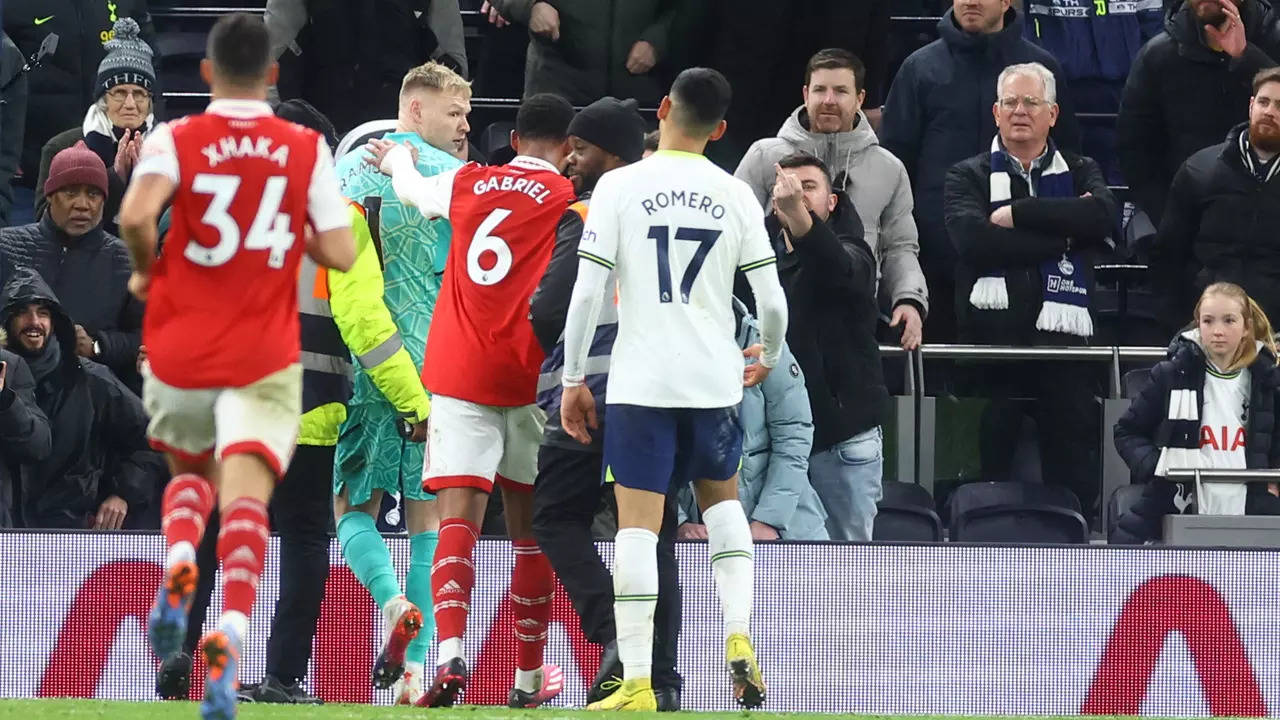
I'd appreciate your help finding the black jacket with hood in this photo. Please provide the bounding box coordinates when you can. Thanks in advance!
[881,6,1081,267]
[1117,0,1280,225]
[0,213,143,384]
[2,268,151,528]
[1113,330,1280,542]
[0,345,52,528]
[738,192,887,452]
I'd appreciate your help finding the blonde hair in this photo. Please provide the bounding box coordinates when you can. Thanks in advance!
[1194,282,1279,371]
[400,61,472,101]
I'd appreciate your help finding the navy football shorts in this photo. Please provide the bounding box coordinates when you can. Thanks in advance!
[603,404,743,493]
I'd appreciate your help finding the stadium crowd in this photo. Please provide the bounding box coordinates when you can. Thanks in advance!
[0,0,1277,638]
[1,0,1279,712]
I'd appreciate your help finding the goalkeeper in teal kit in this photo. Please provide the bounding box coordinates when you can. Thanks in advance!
[331,62,472,705]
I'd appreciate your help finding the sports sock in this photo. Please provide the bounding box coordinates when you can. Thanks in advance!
[613,527,658,682]
[161,474,215,569]
[337,511,401,609]
[432,517,478,666]
[406,530,438,665]
[703,499,754,639]
[510,540,554,685]
[217,497,270,619]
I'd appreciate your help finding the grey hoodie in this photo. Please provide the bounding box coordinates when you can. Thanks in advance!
[735,107,928,315]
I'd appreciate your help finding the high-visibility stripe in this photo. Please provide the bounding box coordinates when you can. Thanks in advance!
[300,350,352,376]
[356,333,404,369]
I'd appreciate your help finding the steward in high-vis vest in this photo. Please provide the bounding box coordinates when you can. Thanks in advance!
[236,201,433,702]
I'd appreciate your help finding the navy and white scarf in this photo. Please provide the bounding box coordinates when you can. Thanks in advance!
[970,136,1093,337]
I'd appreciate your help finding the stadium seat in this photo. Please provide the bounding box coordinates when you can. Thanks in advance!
[949,481,1090,544]
[874,481,944,542]
[1106,484,1146,542]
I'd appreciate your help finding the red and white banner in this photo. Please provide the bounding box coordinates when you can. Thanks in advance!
[1,533,1276,715]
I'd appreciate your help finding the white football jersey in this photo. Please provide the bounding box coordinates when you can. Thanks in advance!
[577,150,779,408]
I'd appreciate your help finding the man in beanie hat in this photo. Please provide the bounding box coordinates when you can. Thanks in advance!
[527,96,684,711]
[35,17,158,236]
[0,141,143,391]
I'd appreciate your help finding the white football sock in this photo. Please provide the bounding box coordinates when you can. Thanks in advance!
[405,660,424,681]
[514,666,543,693]
[437,637,465,667]
[166,540,195,570]
[613,527,659,682]
[218,610,248,642]
[703,499,754,639]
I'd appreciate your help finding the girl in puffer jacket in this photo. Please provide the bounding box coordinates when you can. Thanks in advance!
[1112,282,1280,543]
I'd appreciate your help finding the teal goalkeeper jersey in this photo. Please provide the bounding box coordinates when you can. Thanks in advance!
[335,133,463,407]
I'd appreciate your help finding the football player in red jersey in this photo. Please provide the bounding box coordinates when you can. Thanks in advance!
[363,94,576,708]
[117,13,355,720]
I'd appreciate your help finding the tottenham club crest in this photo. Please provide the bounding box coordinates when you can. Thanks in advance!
[1058,255,1074,276]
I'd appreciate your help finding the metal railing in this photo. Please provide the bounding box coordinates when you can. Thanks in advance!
[1165,469,1280,483]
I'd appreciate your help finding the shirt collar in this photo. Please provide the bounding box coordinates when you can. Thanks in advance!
[206,99,274,119]
[510,155,559,173]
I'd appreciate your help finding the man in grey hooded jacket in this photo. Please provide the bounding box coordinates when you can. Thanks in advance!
[735,48,928,349]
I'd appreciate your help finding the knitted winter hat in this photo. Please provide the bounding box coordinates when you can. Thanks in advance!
[567,97,646,163]
[44,142,109,197]
[96,18,156,99]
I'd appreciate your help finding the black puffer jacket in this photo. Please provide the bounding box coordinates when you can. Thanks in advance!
[0,214,142,383]
[1117,0,1280,225]
[943,147,1117,344]
[739,192,886,452]
[3,0,157,184]
[1112,332,1280,542]
[0,347,52,528]
[2,268,152,529]
[1151,123,1280,333]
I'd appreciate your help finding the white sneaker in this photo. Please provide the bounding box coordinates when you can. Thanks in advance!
[393,665,424,705]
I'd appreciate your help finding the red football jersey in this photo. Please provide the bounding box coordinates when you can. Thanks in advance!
[420,157,575,406]
[135,100,348,389]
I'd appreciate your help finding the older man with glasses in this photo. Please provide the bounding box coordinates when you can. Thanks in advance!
[35,18,157,236]
[943,61,1116,520]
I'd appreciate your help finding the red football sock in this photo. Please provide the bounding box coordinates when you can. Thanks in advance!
[217,497,270,617]
[511,540,554,672]
[160,473,215,556]
[432,518,479,648]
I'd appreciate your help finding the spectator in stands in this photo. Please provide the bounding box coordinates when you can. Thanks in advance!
[481,0,676,107]
[0,331,51,528]
[1150,67,1280,330]
[1113,282,1280,543]
[736,49,928,350]
[740,152,887,542]
[34,19,156,236]
[1024,0,1163,183]
[882,0,1080,343]
[677,299,823,541]
[1,143,143,389]
[944,62,1115,513]
[4,1,157,210]
[0,32,28,226]
[1118,0,1280,227]
[1,267,151,529]
[266,0,467,134]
